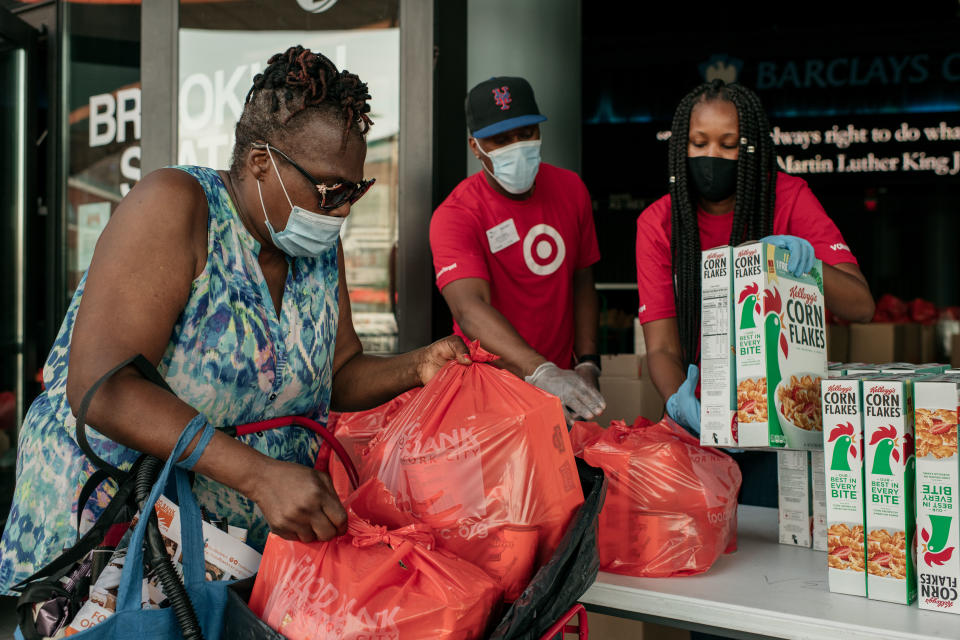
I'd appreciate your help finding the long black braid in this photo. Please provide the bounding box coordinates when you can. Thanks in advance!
[667,79,777,368]
[230,45,373,176]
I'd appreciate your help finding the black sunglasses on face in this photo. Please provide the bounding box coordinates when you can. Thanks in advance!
[256,142,375,211]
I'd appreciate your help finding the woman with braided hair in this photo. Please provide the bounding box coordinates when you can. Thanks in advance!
[636,79,874,435]
[0,46,470,593]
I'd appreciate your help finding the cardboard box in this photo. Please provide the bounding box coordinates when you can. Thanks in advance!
[634,317,647,357]
[828,324,850,363]
[914,376,960,613]
[778,450,813,547]
[812,450,828,551]
[601,354,642,379]
[903,324,922,364]
[821,376,867,596]
[700,246,738,447]
[850,323,927,364]
[850,324,904,364]
[598,375,664,426]
[863,375,917,604]
[734,242,827,449]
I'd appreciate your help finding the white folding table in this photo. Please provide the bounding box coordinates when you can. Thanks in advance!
[579,505,957,639]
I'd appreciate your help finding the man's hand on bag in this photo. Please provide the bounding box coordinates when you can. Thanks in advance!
[247,459,347,543]
[666,364,701,435]
[574,361,601,391]
[526,362,606,423]
[760,235,816,276]
[415,335,472,385]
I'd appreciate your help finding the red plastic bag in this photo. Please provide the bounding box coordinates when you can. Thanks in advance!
[873,294,909,323]
[571,417,741,577]
[360,342,584,602]
[908,298,937,325]
[328,388,420,498]
[248,479,500,640]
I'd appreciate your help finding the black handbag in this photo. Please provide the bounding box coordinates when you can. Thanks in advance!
[12,355,201,640]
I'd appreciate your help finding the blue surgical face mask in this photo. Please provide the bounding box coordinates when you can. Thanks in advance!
[475,138,542,194]
[257,147,344,257]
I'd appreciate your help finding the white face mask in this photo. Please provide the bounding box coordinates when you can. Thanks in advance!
[475,138,542,194]
[257,147,344,258]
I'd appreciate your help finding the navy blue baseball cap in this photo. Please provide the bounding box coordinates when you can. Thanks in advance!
[465,76,547,139]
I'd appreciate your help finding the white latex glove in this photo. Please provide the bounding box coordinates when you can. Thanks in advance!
[526,362,606,422]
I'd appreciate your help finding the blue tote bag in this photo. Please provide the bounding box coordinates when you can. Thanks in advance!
[17,414,230,640]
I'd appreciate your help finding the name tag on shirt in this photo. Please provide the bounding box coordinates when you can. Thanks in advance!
[486,218,521,254]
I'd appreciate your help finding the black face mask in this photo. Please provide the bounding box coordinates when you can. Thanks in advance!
[687,156,737,202]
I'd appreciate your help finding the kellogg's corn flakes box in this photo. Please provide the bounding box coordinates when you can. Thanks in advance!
[914,376,960,613]
[822,375,867,596]
[863,374,917,604]
[777,450,812,547]
[812,449,828,552]
[700,246,738,447]
[734,242,828,449]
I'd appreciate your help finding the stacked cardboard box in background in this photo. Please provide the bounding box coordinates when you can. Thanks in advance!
[847,323,940,365]
[598,344,664,426]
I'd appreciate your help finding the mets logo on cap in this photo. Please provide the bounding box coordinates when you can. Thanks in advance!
[492,86,512,111]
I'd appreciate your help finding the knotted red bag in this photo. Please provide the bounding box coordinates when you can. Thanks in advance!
[571,417,742,577]
[360,341,584,602]
[248,479,500,640]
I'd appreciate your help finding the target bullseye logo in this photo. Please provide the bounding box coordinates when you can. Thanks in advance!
[523,224,565,276]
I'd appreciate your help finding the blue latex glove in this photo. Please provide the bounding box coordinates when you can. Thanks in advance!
[761,235,815,277]
[666,364,701,435]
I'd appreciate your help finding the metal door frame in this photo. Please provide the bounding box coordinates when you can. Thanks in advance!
[0,7,38,428]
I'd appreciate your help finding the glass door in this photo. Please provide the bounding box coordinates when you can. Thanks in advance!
[178,0,401,353]
[0,8,34,440]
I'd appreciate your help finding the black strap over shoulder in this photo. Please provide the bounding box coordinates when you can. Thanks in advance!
[15,355,191,639]
[74,354,174,481]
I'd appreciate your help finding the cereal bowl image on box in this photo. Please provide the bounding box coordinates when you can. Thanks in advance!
[777,372,824,449]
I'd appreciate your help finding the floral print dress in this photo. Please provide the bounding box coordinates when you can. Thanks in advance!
[0,166,339,594]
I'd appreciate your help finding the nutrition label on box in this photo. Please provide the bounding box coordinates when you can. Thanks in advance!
[778,451,813,547]
[699,246,737,447]
[701,296,729,362]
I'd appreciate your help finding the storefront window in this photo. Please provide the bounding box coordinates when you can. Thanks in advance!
[179,0,400,353]
[64,3,141,299]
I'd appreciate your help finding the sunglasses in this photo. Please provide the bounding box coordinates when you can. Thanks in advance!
[257,142,375,211]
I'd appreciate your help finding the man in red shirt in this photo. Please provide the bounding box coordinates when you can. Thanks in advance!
[430,76,606,423]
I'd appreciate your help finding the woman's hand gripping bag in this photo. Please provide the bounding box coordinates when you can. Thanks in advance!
[570,417,742,577]
[247,479,500,640]
[328,388,420,498]
[360,342,584,602]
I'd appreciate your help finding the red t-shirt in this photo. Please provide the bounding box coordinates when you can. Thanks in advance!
[430,163,601,368]
[636,172,858,324]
